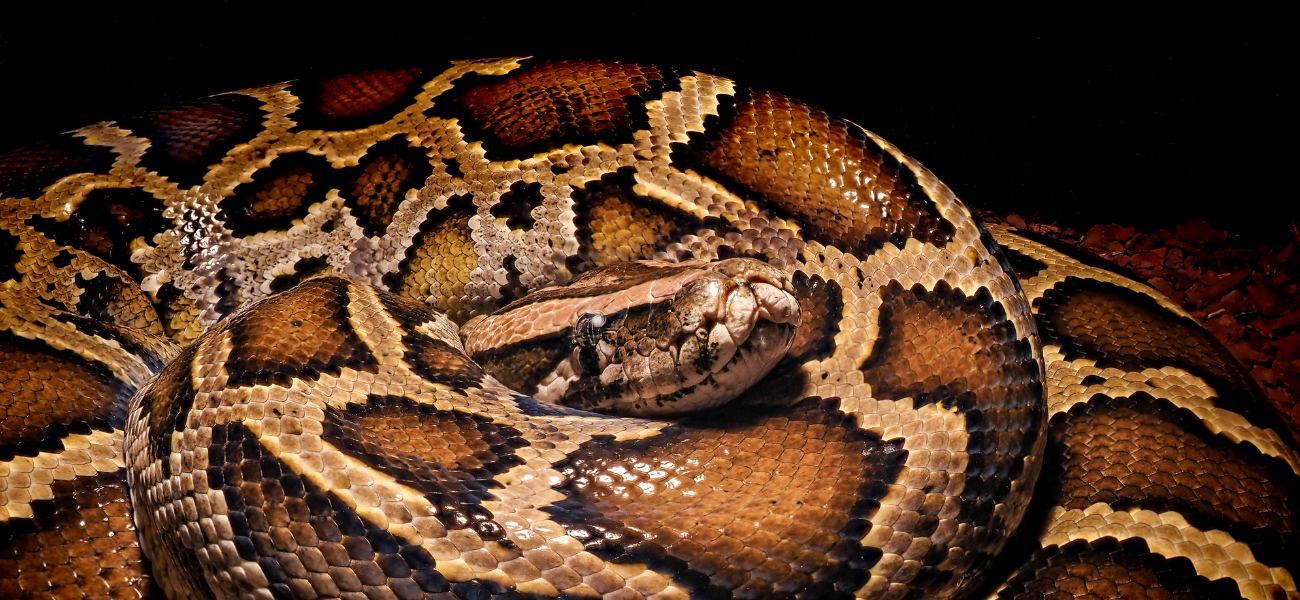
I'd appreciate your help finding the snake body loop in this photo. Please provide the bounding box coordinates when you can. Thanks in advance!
[0,58,1296,600]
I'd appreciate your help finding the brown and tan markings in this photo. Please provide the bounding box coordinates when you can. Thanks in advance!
[197,419,463,599]
[0,133,118,203]
[0,280,175,597]
[0,331,130,459]
[568,167,713,274]
[339,139,436,238]
[25,187,170,277]
[286,68,429,132]
[320,395,529,542]
[994,225,1300,466]
[0,58,1294,600]
[996,536,1248,600]
[546,397,906,598]
[854,279,1044,595]
[221,277,380,389]
[0,471,155,600]
[1047,393,1298,573]
[1036,276,1276,432]
[439,60,682,161]
[978,226,1300,600]
[384,193,478,323]
[117,95,268,190]
[218,151,337,238]
[668,87,957,261]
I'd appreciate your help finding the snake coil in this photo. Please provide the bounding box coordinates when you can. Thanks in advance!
[0,58,1296,600]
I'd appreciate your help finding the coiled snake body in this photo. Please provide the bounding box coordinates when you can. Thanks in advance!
[0,58,1295,600]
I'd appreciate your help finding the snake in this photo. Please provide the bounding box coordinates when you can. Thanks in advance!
[0,57,1296,600]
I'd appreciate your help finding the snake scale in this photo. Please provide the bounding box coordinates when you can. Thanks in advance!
[0,57,1296,600]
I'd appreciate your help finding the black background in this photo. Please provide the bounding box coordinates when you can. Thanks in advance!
[1,5,1290,236]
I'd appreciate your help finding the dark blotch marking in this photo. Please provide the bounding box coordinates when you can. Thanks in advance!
[404,333,489,389]
[1035,276,1284,439]
[51,250,75,268]
[221,138,436,242]
[372,282,441,327]
[1044,391,1300,574]
[73,274,121,320]
[74,272,137,323]
[994,537,1244,600]
[0,330,133,460]
[224,277,378,388]
[268,255,333,295]
[567,166,709,275]
[979,223,1023,293]
[468,333,569,394]
[0,227,20,282]
[1013,228,1150,285]
[320,395,527,541]
[862,281,1040,412]
[0,470,161,599]
[210,267,244,318]
[441,157,464,179]
[286,67,427,132]
[670,87,955,260]
[999,245,1049,281]
[205,420,452,597]
[152,282,194,340]
[36,294,70,313]
[219,151,335,237]
[25,187,169,275]
[141,342,199,472]
[1080,374,1107,386]
[437,59,681,161]
[116,94,266,189]
[0,133,117,201]
[339,139,435,237]
[545,398,901,598]
[52,307,169,373]
[496,255,528,308]
[372,287,490,389]
[787,270,843,363]
[860,280,1043,570]
[490,180,545,231]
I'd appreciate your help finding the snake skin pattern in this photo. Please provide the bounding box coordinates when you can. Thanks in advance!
[0,58,1295,600]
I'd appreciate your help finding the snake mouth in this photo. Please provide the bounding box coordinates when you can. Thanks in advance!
[671,265,801,388]
[556,259,802,417]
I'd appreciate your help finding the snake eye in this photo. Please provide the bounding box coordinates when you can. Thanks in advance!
[575,312,608,346]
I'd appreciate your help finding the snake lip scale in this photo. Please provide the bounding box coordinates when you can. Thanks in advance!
[0,57,1296,600]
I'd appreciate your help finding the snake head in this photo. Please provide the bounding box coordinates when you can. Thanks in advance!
[462,259,801,416]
